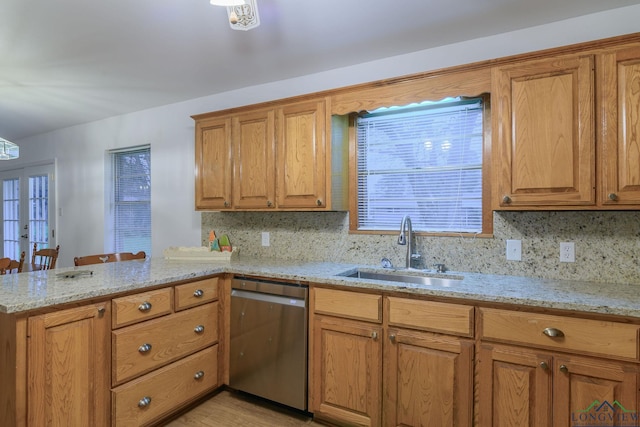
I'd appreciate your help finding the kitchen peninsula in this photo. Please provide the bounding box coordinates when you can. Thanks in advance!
[2,257,640,426]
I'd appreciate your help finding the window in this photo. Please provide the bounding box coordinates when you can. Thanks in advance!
[354,96,487,235]
[108,146,151,254]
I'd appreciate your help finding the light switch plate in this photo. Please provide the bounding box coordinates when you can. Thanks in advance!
[506,239,522,261]
[261,231,270,247]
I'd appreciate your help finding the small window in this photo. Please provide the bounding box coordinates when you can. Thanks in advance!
[107,146,151,254]
[354,97,487,234]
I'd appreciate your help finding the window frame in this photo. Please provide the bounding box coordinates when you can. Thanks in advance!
[105,145,151,254]
[348,94,493,237]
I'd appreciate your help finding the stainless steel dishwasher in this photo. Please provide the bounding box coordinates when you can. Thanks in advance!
[230,276,308,411]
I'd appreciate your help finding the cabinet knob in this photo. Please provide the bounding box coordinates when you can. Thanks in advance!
[539,361,549,370]
[389,334,396,343]
[138,302,152,312]
[223,201,230,207]
[97,307,106,317]
[193,289,204,298]
[371,331,378,340]
[542,327,564,338]
[502,195,512,204]
[266,200,273,207]
[316,199,323,206]
[608,193,618,201]
[194,325,205,334]
[138,396,152,408]
[138,343,153,353]
[559,364,569,373]
[194,370,205,380]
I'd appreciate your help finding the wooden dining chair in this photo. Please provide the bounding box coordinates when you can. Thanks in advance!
[74,251,146,266]
[31,243,60,270]
[4,251,26,274]
[0,257,11,275]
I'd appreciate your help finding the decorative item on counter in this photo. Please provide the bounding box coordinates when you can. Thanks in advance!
[163,246,239,262]
[208,230,221,251]
[219,234,232,252]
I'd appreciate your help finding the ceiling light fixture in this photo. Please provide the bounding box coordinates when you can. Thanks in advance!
[209,0,260,31]
[0,137,19,160]
[227,0,260,31]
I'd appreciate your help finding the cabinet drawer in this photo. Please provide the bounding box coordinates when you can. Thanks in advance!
[112,288,173,329]
[387,297,474,337]
[112,345,218,427]
[314,288,381,322]
[480,308,639,359]
[113,302,218,385]
[175,277,219,311]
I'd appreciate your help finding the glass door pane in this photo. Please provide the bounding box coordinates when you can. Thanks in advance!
[3,178,20,260]
[0,164,55,260]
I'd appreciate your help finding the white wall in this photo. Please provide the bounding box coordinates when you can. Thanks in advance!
[4,5,639,268]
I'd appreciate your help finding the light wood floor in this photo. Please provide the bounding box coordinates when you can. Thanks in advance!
[164,390,327,427]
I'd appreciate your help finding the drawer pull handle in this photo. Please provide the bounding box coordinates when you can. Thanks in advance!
[138,396,152,408]
[194,370,205,380]
[542,327,564,338]
[389,334,396,343]
[138,343,152,353]
[371,331,378,340]
[138,302,152,312]
[559,364,569,373]
[194,325,205,334]
[539,361,549,370]
[193,289,204,298]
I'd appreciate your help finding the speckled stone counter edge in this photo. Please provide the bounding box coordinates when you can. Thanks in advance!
[1,257,639,319]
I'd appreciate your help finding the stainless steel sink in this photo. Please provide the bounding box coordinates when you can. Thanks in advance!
[340,269,463,287]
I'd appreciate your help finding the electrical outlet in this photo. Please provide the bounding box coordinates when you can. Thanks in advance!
[560,242,575,262]
[506,239,522,261]
[261,231,270,247]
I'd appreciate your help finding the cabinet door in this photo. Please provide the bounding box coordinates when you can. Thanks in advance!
[233,109,276,209]
[311,315,382,427]
[493,55,595,208]
[600,45,640,206]
[477,343,552,427]
[384,328,473,427]
[552,355,639,427]
[28,302,111,427]
[195,117,233,209]
[276,99,327,209]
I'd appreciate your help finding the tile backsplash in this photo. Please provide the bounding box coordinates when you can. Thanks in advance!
[202,210,640,285]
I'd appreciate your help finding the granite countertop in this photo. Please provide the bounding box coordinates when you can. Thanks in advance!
[1,257,639,318]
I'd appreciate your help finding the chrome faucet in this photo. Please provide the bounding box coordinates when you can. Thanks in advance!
[398,215,420,269]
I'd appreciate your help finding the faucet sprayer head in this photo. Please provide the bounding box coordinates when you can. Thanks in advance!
[398,215,409,245]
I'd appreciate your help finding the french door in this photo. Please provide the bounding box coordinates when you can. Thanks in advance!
[0,164,56,261]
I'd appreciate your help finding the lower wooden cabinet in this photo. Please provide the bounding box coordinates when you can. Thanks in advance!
[310,288,474,427]
[28,302,111,427]
[478,343,640,427]
[312,315,383,426]
[385,328,474,427]
[112,345,218,427]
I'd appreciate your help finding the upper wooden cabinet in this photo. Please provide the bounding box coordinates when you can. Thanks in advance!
[194,97,347,211]
[599,45,640,207]
[195,117,232,210]
[276,99,327,209]
[492,54,596,208]
[232,109,276,209]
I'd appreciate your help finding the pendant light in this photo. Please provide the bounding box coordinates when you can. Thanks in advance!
[0,137,19,160]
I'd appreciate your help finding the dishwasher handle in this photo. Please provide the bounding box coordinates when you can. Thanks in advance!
[231,289,306,308]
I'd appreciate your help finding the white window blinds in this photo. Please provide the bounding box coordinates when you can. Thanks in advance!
[111,146,151,254]
[356,97,484,233]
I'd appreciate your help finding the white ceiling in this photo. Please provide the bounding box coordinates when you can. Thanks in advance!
[1,0,639,141]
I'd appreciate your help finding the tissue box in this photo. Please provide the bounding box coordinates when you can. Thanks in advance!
[163,246,239,262]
